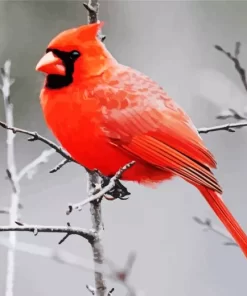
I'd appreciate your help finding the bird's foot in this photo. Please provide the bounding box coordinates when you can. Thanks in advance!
[89,169,130,201]
[104,179,131,200]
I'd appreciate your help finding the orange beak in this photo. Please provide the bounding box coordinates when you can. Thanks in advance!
[35,51,66,76]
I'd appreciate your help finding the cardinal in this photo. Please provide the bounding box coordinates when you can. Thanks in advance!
[36,21,247,257]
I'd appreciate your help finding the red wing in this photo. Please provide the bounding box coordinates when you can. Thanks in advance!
[94,67,221,193]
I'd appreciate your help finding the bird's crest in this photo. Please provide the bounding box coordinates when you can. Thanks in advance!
[47,21,104,50]
[76,21,104,40]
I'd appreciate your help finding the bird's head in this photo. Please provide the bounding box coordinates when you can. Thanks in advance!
[35,21,116,89]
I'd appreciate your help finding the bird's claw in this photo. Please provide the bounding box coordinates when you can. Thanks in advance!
[106,179,131,200]
[89,169,130,201]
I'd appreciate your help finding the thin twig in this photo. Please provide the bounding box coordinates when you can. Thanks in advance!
[49,158,71,173]
[83,0,99,25]
[216,108,247,121]
[17,149,55,181]
[67,161,135,214]
[197,121,247,134]
[105,252,136,296]
[193,217,237,246]
[1,60,19,296]
[215,42,247,92]
[86,285,96,295]
[107,288,115,296]
[0,208,9,215]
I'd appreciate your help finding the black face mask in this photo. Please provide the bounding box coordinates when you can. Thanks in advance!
[45,49,81,89]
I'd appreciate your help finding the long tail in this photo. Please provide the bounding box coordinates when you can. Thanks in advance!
[197,185,247,257]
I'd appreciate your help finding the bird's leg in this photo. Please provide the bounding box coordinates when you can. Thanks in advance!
[86,168,131,201]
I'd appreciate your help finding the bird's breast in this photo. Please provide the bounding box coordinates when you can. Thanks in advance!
[40,87,126,173]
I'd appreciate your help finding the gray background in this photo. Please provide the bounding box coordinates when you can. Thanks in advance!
[1,1,247,295]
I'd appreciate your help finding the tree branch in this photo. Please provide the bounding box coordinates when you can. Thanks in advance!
[0,223,95,242]
[17,149,55,181]
[198,121,247,134]
[1,60,19,296]
[215,42,247,93]
[67,161,135,214]
[0,208,10,215]
[83,0,99,25]
[193,217,237,247]
[49,158,71,173]
[89,196,106,295]
[214,42,247,120]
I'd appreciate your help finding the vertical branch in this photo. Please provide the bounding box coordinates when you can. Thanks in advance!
[83,1,107,295]
[84,0,99,25]
[0,60,19,296]
[87,172,107,296]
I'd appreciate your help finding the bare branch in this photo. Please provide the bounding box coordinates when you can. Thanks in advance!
[0,208,9,215]
[49,158,71,174]
[85,168,137,296]
[87,172,107,296]
[58,223,74,245]
[83,0,99,25]
[17,149,55,181]
[198,121,247,134]
[67,161,135,214]
[215,42,247,92]
[0,121,75,163]
[0,223,95,242]
[216,108,247,121]
[1,60,19,296]
[107,288,115,296]
[86,285,96,295]
[193,217,237,246]
[6,169,18,193]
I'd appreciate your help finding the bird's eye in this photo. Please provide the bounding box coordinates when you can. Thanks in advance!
[70,50,81,60]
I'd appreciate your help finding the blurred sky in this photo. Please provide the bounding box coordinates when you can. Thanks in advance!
[1,1,247,296]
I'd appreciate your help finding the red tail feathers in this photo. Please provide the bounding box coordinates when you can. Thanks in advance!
[197,186,247,258]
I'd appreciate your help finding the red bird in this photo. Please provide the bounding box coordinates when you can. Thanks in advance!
[36,22,247,257]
